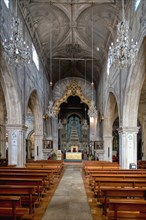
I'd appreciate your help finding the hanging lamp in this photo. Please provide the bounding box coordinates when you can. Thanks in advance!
[88,5,97,118]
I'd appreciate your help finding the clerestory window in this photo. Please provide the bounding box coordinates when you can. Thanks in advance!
[135,0,141,11]
[32,44,39,70]
[4,0,9,8]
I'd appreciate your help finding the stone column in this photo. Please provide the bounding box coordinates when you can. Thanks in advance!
[52,117,58,151]
[6,124,27,167]
[142,117,146,160]
[118,127,139,169]
[0,124,6,158]
[103,135,113,161]
[34,134,43,160]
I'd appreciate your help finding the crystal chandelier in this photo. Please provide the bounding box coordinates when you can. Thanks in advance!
[88,100,97,118]
[58,119,63,129]
[108,0,138,69]
[2,0,31,66]
[82,118,89,130]
[47,101,57,118]
[88,6,97,118]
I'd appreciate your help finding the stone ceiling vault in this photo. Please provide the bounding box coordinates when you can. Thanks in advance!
[19,0,120,87]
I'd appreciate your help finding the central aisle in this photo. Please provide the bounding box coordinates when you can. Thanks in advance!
[42,165,93,220]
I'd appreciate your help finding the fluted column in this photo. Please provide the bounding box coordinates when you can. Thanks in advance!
[118,127,139,169]
[103,135,113,161]
[6,124,27,167]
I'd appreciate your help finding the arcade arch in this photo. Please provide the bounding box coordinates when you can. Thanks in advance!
[26,90,43,160]
[103,92,119,162]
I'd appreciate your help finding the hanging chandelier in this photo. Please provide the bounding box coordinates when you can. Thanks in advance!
[2,0,31,66]
[108,0,138,69]
[46,24,57,118]
[82,118,89,130]
[88,6,97,118]
[47,101,57,118]
[58,119,63,129]
[88,100,97,118]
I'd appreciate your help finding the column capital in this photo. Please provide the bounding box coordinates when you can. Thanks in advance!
[103,135,113,139]
[118,126,140,134]
[6,124,28,131]
[34,134,43,138]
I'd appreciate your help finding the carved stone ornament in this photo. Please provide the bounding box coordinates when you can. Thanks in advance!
[53,80,91,113]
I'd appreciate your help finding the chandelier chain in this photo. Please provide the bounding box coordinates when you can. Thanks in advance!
[58,59,63,129]
[46,24,57,118]
[88,5,97,118]
[82,60,89,130]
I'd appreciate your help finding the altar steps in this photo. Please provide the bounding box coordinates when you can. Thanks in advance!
[64,159,82,163]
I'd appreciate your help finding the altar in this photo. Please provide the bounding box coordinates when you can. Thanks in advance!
[66,152,82,160]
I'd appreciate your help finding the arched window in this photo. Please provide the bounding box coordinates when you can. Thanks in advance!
[135,0,141,11]
[32,44,39,70]
[4,0,9,8]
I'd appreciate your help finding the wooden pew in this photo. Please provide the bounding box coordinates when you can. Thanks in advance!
[0,177,46,202]
[0,185,37,214]
[83,161,119,175]
[25,163,63,175]
[96,187,146,216]
[138,160,146,169]
[89,173,146,187]
[0,168,59,185]
[0,196,29,220]
[107,198,146,220]
[94,178,146,193]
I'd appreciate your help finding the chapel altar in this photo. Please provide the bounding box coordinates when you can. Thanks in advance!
[66,145,82,160]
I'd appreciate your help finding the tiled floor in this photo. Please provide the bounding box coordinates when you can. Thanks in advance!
[41,165,93,220]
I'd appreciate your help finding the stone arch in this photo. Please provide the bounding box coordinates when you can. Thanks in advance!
[123,38,146,127]
[26,129,35,160]
[26,89,43,159]
[1,58,22,124]
[66,112,83,120]
[53,80,91,114]
[1,54,23,165]
[104,91,119,136]
[103,91,119,161]
[26,89,43,134]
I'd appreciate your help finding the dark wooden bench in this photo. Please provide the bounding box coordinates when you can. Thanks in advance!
[93,178,146,193]
[0,196,29,220]
[96,187,146,216]
[107,198,146,220]
[0,177,46,201]
[0,185,37,214]
[89,173,146,187]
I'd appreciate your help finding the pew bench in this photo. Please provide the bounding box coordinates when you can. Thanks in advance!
[96,187,146,216]
[0,185,38,214]
[89,173,146,187]
[0,178,46,203]
[0,196,29,220]
[93,178,146,193]
[107,198,146,220]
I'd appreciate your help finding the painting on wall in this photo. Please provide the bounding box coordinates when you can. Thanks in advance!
[43,140,53,149]
[94,141,103,150]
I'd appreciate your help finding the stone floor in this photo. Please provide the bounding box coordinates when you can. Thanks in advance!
[41,165,93,220]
